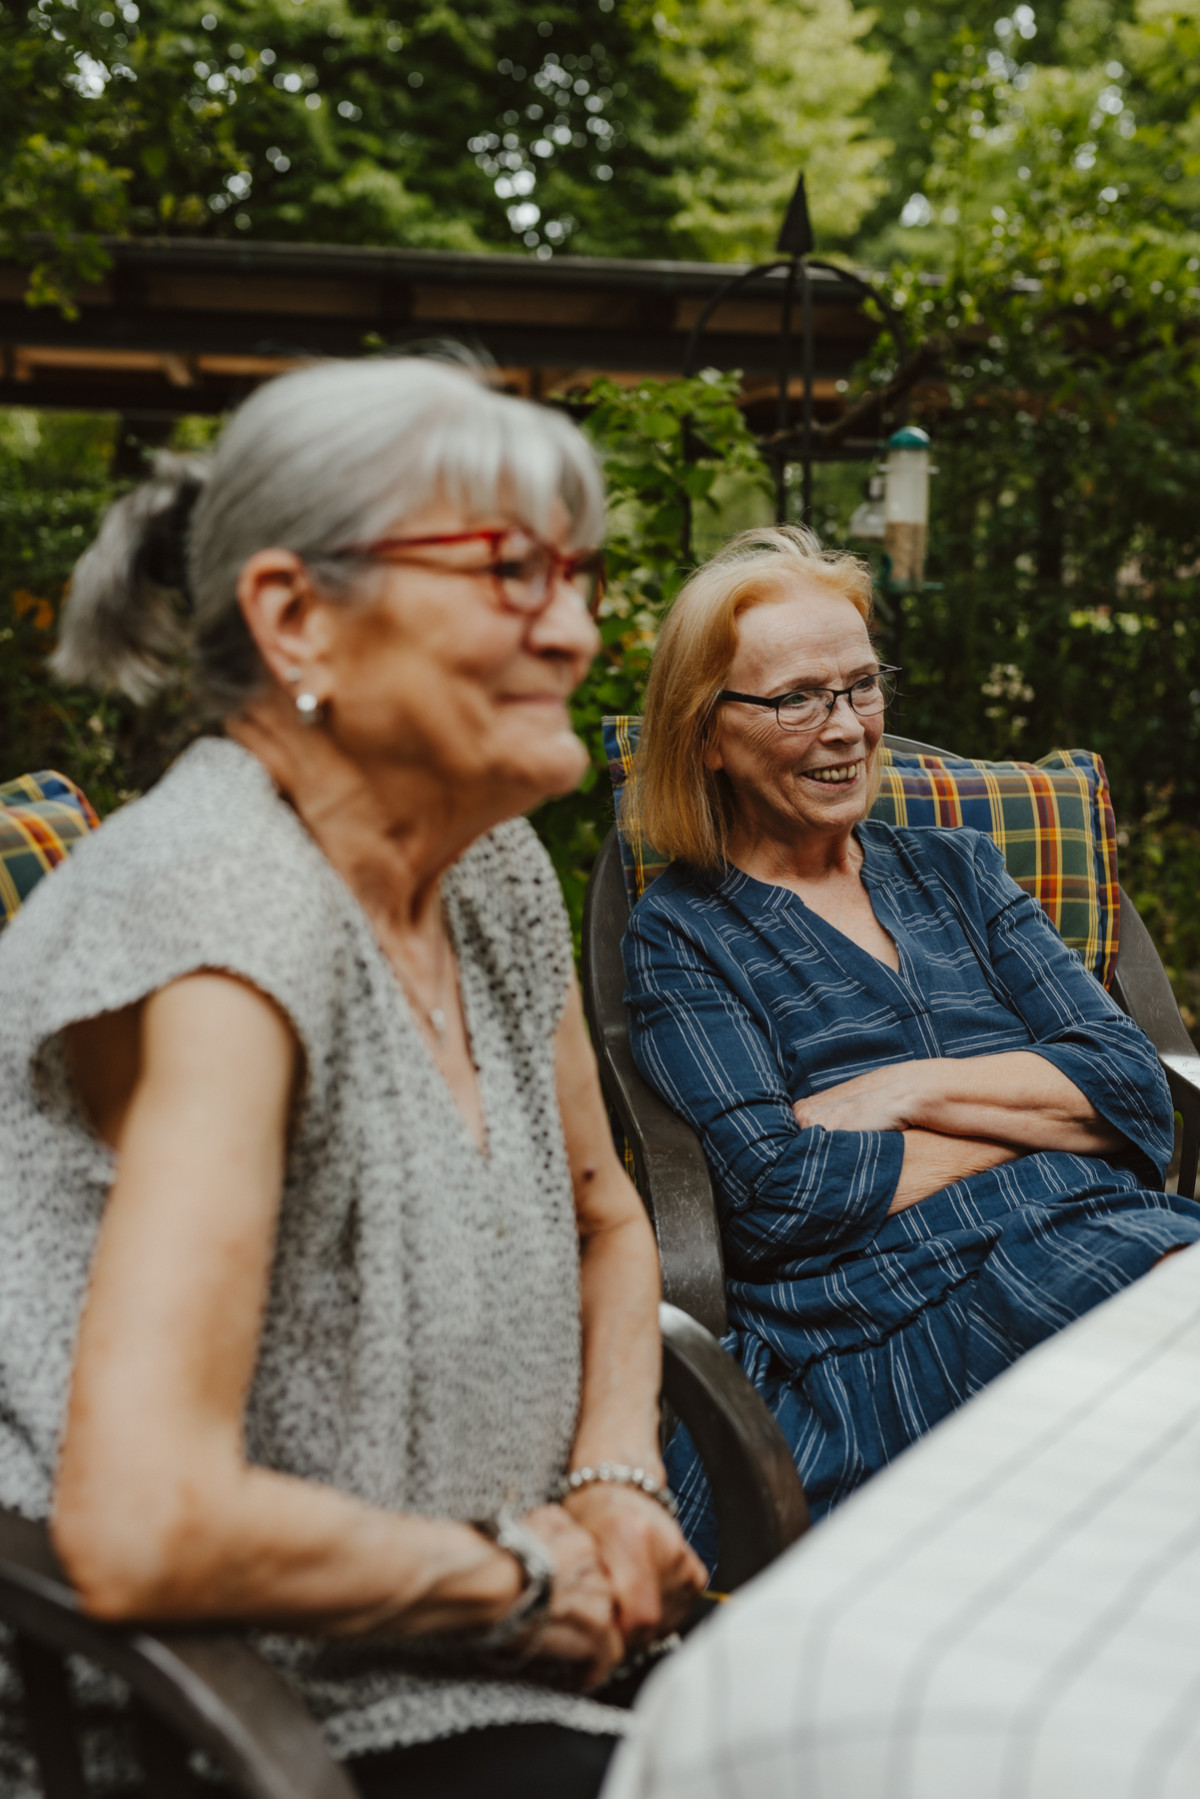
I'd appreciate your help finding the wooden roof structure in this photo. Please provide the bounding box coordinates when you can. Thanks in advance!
[0,237,888,455]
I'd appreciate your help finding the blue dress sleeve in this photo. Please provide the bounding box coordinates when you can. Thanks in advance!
[623,896,902,1275]
[964,832,1174,1183]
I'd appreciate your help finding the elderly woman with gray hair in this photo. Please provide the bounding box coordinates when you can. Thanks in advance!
[0,357,704,1799]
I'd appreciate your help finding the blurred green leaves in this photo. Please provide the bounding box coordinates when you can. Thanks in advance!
[2,0,895,305]
[534,370,771,937]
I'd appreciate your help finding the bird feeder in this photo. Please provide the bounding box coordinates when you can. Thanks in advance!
[849,471,886,543]
[883,425,932,585]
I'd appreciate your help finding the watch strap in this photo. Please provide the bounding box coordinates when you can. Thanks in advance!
[471,1508,555,1653]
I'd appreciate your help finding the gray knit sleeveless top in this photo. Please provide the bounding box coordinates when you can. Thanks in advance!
[0,738,624,1777]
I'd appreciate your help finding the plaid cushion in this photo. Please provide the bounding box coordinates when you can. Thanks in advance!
[0,770,99,928]
[602,717,1120,988]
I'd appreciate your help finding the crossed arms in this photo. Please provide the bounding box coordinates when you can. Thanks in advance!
[792,1051,1128,1215]
[625,836,1175,1269]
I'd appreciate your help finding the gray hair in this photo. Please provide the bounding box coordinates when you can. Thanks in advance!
[54,356,606,715]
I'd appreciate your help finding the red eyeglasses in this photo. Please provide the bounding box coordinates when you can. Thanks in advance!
[329,529,606,618]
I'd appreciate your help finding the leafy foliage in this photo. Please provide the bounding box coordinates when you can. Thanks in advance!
[535,371,771,935]
[5,0,1200,1001]
[2,0,891,302]
[641,0,889,260]
[0,411,202,810]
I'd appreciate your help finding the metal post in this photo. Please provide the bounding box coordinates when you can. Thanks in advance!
[800,259,814,528]
[775,259,798,525]
[679,171,913,557]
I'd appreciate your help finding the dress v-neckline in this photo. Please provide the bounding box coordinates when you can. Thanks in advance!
[723,829,915,996]
[245,739,494,1159]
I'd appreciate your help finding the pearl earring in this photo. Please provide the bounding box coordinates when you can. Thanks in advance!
[283,666,323,725]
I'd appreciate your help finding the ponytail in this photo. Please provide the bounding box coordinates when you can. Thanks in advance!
[53,453,210,705]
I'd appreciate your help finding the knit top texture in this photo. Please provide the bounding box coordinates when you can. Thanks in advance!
[0,737,625,1781]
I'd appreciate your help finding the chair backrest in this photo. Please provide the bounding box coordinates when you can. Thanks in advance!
[1,772,98,930]
[603,723,1123,988]
[582,729,1198,1325]
[0,1507,354,1799]
[584,828,729,1334]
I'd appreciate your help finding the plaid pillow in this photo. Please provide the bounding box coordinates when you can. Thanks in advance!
[601,718,1120,988]
[0,769,99,928]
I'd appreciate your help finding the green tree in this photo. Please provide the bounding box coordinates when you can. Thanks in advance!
[817,2,1200,993]
[613,0,890,260]
[852,0,1142,262]
[2,0,892,306]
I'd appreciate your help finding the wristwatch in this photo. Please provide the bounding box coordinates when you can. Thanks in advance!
[471,1508,556,1655]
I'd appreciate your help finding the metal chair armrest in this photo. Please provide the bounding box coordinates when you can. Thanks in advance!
[1161,1053,1200,1204]
[608,1052,728,1338]
[1110,886,1197,1059]
[0,1507,355,1799]
[659,1304,809,1593]
[583,828,728,1336]
[1107,887,1198,1199]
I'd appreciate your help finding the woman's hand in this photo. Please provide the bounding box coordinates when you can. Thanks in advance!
[561,1484,708,1650]
[888,1130,1020,1213]
[793,1064,925,1135]
[518,1505,625,1688]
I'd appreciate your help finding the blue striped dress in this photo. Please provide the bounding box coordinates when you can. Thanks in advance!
[623,821,1200,1560]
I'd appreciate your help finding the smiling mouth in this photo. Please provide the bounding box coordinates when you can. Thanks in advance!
[801,760,864,785]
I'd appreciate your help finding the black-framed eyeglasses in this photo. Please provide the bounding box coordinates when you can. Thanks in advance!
[717,666,901,733]
[327,529,606,618]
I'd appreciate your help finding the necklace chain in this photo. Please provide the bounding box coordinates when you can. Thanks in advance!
[392,908,453,1045]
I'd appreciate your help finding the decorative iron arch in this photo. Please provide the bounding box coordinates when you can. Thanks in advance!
[679,173,909,560]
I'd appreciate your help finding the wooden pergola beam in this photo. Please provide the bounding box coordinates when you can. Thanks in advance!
[0,238,886,452]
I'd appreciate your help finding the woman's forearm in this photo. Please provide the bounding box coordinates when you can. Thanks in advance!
[56,1454,521,1632]
[797,1052,1127,1156]
[571,1191,665,1477]
[904,1052,1127,1154]
[889,1129,1020,1213]
[556,978,664,1476]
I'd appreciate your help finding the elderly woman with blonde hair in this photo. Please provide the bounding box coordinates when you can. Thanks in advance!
[623,525,1200,1563]
[0,356,705,1799]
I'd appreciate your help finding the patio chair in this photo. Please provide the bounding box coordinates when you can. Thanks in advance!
[0,771,98,928]
[582,727,1200,1339]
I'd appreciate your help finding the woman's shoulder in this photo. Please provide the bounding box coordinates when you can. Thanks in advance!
[6,737,327,937]
[630,858,720,917]
[0,737,345,1055]
[33,735,309,877]
[625,861,737,961]
[860,816,999,875]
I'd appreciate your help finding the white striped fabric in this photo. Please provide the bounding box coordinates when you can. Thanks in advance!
[604,1242,1200,1799]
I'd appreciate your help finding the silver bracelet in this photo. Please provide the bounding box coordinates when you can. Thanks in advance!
[553,1462,679,1521]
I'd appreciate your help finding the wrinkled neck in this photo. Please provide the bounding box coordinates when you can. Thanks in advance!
[724,814,862,892]
[226,697,515,936]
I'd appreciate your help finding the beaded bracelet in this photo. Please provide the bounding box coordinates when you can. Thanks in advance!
[553,1462,679,1520]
